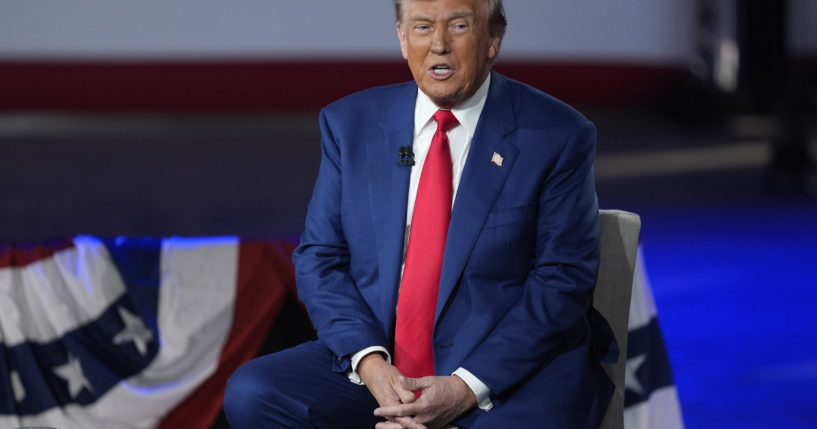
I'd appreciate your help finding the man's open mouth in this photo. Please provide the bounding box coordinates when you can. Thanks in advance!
[430,65,453,77]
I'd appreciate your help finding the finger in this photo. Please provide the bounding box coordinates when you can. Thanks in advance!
[395,416,427,429]
[375,422,403,429]
[374,403,420,418]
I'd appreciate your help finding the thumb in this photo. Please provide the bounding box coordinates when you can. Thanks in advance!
[396,387,417,404]
[394,376,419,403]
[399,375,430,392]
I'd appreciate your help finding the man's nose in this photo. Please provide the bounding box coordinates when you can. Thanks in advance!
[430,28,450,54]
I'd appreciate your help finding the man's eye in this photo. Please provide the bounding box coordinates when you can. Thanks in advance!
[415,25,431,32]
[451,24,469,32]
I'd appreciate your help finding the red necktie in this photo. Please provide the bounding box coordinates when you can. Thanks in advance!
[394,109,458,379]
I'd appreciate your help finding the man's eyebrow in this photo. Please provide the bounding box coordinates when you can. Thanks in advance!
[407,14,433,23]
[445,10,475,21]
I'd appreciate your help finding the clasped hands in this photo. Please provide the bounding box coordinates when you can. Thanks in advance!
[357,353,477,429]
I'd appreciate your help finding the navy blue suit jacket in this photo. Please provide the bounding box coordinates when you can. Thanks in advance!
[293,72,611,425]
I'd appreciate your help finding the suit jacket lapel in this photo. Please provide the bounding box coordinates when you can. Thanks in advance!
[367,82,417,330]
[435,73,519,324]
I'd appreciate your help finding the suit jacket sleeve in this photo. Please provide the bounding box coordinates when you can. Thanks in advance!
[459,119,600,395]
[292,108,388,373]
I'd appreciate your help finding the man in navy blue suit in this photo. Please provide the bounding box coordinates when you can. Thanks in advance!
[224,0,612,427]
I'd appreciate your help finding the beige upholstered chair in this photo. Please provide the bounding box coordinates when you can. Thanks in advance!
[594,210,642,429]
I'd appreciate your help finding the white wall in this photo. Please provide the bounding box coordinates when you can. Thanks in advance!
[3,1,813,63]
[503,0,693,63]
[0,0,696,63]
[0,0,817,63]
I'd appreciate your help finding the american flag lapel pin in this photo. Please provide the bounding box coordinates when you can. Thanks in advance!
[491,151,504,167]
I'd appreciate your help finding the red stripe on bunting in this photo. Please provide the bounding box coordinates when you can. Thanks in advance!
[156,238,299,429]
[0,238,75,269]
[0,60,685,112]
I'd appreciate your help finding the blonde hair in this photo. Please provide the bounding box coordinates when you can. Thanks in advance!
[393,0,507,38]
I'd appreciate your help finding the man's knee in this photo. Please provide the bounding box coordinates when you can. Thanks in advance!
[223,342,380,428]
[224,359,265,423]
[224,357,304,428]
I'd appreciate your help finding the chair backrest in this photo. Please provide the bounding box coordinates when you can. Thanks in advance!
[594,210,641,429]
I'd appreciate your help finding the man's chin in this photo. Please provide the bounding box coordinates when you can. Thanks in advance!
[426,91,461,109]
[432,99,457,109]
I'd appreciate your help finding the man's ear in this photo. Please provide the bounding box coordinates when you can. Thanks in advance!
[397,22,409,60]
[487,35,501,62]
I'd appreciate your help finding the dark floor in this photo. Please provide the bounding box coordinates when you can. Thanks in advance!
[1,107,816,427]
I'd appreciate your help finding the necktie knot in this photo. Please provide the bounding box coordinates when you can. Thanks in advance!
[433,109,459,135]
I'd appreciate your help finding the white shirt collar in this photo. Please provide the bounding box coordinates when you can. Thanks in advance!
[413,73,491,139]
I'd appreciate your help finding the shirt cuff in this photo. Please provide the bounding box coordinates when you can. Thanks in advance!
[453,367,493,411]
[347,346,391,385]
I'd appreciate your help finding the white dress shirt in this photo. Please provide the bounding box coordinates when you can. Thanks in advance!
[349,74,494,411]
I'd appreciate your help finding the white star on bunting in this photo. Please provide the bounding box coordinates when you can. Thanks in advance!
[53,353,93,399]
[11,370,26,403]
[112,306,153,356]
[624,353,647,395]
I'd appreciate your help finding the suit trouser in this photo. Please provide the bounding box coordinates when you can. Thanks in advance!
[223,339,611,429]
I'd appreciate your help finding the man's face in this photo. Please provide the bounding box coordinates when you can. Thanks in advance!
[397,0,501,108]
